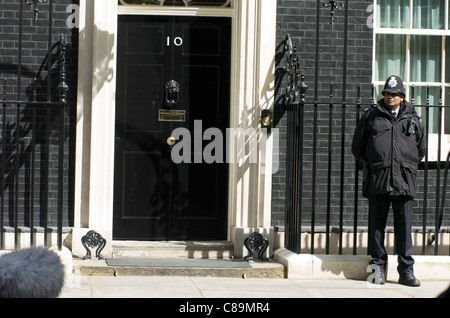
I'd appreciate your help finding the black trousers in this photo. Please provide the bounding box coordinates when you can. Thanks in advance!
[368,195,415,275]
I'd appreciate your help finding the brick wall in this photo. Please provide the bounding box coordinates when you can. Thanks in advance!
[0,0,78,227]
[272,0,376,231]
[273,0,448,233]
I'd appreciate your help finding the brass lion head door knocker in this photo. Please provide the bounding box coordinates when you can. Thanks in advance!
[164,80,180,108]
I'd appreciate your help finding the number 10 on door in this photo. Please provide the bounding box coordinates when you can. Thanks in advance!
[167,36,183,47]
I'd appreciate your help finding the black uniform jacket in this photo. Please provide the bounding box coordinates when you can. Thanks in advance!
[352,99,427,198]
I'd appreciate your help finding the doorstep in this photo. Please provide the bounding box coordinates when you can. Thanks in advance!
[72,258,286,279]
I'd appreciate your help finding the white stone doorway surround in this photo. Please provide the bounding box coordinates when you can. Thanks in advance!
[72,0,277,259]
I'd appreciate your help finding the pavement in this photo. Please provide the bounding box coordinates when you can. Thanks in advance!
[59,275,450,299]
[47,255,446,316]
[59,258,450,299]
[55,249,450,304]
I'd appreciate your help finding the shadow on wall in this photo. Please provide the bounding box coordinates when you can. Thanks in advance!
[0,28,77,229]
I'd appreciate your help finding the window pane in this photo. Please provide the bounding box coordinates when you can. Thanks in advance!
[118,0,232,6]
[377,0,410,28]
[375,34,407,81]
[412,86,440,134]
[410,35,442,82]
[413,0,445,29]
[374,85,384,101]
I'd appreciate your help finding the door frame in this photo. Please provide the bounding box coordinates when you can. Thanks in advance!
[114,14,232,240]
[72,0,277,259]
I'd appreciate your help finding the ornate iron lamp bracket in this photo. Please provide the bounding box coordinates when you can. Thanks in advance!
[323,0,344,25]
[284,34,307,104]
[57,34,69,104]
[244,232,270,263]
[81,231,107,260]
[25,0,48,23]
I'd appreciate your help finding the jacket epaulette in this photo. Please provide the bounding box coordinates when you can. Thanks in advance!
[364,105,376,113]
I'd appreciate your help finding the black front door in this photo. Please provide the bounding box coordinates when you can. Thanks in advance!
[114,15,231,240]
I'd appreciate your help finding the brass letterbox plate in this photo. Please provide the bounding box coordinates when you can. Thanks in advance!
[158,110,186,122]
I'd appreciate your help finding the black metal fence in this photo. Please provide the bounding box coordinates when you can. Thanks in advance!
[284,38,450,255]
[281,0,450,257]
[0,1,69,251]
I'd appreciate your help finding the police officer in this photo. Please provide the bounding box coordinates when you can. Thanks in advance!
[352,75,427,286]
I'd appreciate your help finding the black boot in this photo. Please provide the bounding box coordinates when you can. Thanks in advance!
[398,272,421,287]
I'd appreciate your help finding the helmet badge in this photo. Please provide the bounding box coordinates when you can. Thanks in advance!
[388,76,398,88]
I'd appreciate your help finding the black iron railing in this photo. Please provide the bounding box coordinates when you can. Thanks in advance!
[282,0,449,257]
[284,77,450,256]
[0,1,68,251]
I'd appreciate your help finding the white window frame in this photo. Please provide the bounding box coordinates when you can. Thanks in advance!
[373,0,450,161]
[118,0,235,16]
[118,0,233,7]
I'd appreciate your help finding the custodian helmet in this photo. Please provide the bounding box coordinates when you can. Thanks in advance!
[382,75,405,96]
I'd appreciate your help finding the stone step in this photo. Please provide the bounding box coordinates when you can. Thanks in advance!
[72,258,285,279]
[111,241,235,259]
[73,240,285,278]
